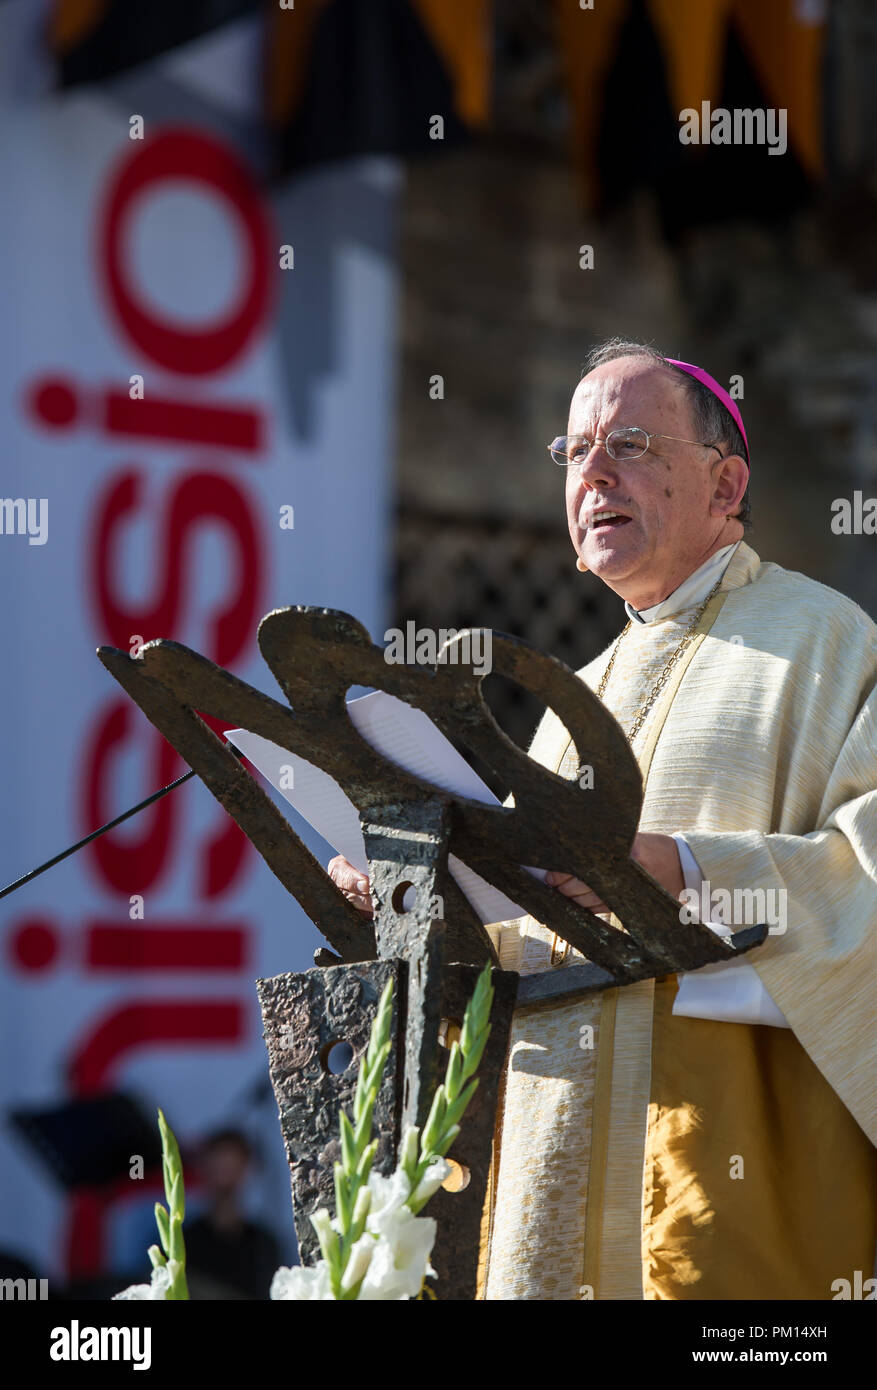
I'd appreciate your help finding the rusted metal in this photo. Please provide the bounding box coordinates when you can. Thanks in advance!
[97,606,768,1300]
[362,799,450,1136]
[257,960,402,1269]
[427,960,519,1300]
[258,954,518,1296]
[98,609,766,979]
[513,921,769,1010]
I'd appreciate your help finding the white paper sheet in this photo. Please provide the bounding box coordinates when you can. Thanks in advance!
[226,689,546,925]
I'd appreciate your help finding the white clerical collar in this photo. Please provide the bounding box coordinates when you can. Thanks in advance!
[624,540,742,625]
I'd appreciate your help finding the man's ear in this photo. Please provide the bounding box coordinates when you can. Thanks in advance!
[711,453,748,516]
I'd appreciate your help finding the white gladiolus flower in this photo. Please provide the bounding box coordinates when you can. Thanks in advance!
[113,1264,173,1300]
[411,1154,451,1208]
[350,1168,441,1300]
[270,1261,334,1300]
[351,1183,372,1228]
[310,1206,336,1246]
[339,1234,374,1292]
[356,1211,438,1300]
[365,1166,412,1224]
[111,965,491,1305]
[268,1166,443,1299]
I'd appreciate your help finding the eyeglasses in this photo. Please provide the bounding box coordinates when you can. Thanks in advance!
[549,426,724,466]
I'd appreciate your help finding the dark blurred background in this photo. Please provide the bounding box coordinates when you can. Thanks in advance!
[394,0,877,746]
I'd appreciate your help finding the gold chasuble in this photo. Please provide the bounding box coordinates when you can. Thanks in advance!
[477,541,877,1300]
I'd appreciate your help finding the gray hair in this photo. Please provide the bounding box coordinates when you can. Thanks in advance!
[581,337,752,532]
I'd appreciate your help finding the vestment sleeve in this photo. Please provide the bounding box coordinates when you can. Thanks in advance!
[671,834,789,1029]
[682,680,877,1143]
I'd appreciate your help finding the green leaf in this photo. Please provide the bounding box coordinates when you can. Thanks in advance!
[166,1256,189,1301]
[435,1123,461,1157]
[169,1174,184,1222]
[334,1163,351,1236]
[157,1108,178,1160]
[154,1202,170,1255]
[400,963,495,1229]
[351,1184,372,1243]
[420,1086,447,1155]
[168,1212,185,1265]
[356,1139,378,1185]
[363,1041,391,1099]
[443,1076,479,1130]
[459,1022,491,1083]
[325,975,397,1268]
[353,1063,367,1117]
[366,981,394,1070]
[153,1109,188,1296]
[339,1110,357,1174]
[157,1109,186,1221]
[445,1041,463,1099]
[460,966,493,1051]
[400,1124,420,1184]
[311,1208,341,1280]
[353,1095,375,1152]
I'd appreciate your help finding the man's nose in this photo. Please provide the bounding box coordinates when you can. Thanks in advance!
[575,439,617,485]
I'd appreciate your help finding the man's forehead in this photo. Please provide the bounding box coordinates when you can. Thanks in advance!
[569,360,685,424]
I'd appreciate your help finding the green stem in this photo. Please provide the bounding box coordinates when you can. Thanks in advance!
[406,963,494,1216]
[329,978,394,1293]
[156,1110,189,1299]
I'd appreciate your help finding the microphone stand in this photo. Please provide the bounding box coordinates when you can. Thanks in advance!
[0,748,247,901]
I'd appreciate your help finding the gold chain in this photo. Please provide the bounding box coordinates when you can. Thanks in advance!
[595,575,725,742]
[548,575,725,968]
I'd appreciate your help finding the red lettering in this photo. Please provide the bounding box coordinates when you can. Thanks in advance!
[85,921,247,970]
[83,702,182,892]
[49,126,278,1290]
[199,812,252,900]
[25,373,266,453]
[69,998,245,1095]
[89,468,263,665]
[99,128,273,373]
[103,387,264,452]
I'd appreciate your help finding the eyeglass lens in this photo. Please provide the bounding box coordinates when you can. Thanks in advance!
[553,426,648,464]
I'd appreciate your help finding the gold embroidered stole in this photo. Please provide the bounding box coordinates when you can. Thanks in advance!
[477,583,731,1299]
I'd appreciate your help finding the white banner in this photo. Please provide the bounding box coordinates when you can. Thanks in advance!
[0,18,398,1289]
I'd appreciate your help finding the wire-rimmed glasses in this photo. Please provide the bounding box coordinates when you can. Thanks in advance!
[549,426,723,466]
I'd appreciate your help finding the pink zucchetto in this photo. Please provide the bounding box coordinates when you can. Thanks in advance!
[666,358,750,469]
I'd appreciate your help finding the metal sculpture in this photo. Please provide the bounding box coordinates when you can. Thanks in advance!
[97,607,766,1298]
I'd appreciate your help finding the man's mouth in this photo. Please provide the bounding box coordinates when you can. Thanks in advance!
[585,509,632,533]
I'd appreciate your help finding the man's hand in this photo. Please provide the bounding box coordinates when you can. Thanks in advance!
[328,854,374,916]
[331,833,684,921]
[545,832,684,913]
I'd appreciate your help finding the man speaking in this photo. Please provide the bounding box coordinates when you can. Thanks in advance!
[332,339,877,1300]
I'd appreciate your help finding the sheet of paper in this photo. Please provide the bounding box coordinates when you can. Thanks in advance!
[226,689,546,925]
